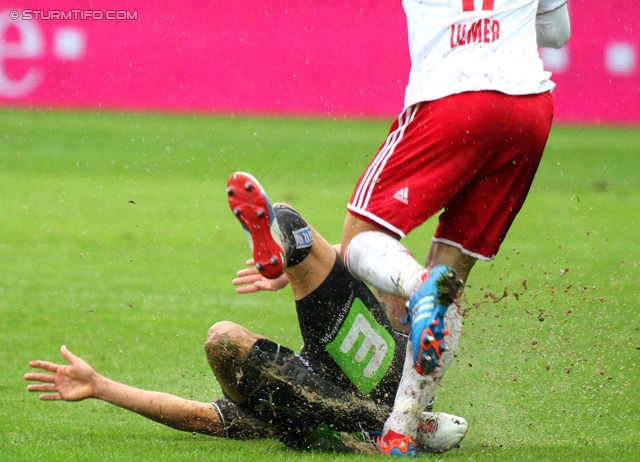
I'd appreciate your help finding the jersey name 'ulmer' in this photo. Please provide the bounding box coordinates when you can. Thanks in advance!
[450,19,501,48]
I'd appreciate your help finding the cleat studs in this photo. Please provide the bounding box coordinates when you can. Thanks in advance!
[257,209,265,218]
[270,257,279,265]
[226,187,235,196]
[424,355,432,362]
[245,182,253,191]
[432,320,439,327]
[444,329,450,336]
[256,262,264,271]
[233,208,241,216]
[442,345,450,352]
[436,361,443,367]
[427,336,435,343]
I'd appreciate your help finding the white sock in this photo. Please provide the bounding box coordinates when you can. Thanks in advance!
[383,302,462,438]
[345,231,427,299]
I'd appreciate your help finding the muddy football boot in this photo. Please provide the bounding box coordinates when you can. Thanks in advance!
[406,265,462,375]
[416,412,468,453]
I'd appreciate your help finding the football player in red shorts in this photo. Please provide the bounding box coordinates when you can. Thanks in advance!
[25,173,468,454]
[340,0,571,456]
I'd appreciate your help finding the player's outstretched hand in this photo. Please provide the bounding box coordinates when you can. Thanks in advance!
[232,259,289,293]
[24,345,97,402]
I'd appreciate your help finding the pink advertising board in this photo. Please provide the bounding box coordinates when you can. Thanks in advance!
[0,1,638,123]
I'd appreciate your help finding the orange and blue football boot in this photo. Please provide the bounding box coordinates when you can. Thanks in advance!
[406,265,462,375]
[377,433,418,457]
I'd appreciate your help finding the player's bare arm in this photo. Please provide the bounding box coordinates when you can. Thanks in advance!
[25,345,223,436]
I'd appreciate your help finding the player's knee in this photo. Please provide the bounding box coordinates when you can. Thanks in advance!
[205,321,243,356]
[206,320,242,342]
[205,321,261,363]
[207,320,238,337]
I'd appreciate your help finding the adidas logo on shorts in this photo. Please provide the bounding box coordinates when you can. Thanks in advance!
[393,187,409,205]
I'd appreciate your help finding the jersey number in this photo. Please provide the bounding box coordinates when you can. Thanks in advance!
[462,0,494,12]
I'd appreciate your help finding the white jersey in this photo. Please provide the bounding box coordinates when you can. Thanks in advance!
[402,0,568,108]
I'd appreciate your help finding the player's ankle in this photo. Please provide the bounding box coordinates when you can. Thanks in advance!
[405,268,431,299]
[273,205,313,267]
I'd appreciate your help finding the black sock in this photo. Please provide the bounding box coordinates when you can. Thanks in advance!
[273,205,313,267]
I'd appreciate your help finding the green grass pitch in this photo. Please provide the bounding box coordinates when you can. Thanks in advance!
[0,109,638,461]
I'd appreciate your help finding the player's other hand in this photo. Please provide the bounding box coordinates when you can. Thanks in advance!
[232,259,289,293]
[25,345,97,402]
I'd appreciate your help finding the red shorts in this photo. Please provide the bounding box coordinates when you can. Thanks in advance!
[348,91,554,260]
